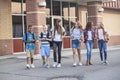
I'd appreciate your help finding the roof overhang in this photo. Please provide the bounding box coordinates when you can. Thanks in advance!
[76,0,117,5]
[11,0,116,3]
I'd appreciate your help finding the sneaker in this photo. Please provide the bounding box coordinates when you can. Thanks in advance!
[31,64,35,68]
[73,63,77,67]
[26,64,30,69]
[78,62,83,66]
[104,61,109,64]
[57,64,61,68]
[101,61,104,64]
[42,62,46,67]
[46,64,50,68]
[52,62,57,68]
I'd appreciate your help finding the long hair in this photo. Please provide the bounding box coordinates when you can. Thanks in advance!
[77,22,83,30]
[85,22,92,30]
[99,23,104,30]
[55,19,62,35]
[72,22,83,30]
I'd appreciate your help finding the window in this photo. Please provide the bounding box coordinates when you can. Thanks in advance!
[12,1,26,38]
[52,1,61,15]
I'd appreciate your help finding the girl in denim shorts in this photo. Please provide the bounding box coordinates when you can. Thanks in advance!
[70,22,84,67]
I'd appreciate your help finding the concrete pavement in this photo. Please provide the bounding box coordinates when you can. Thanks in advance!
[0,45,120,80]
[0,45,120,60]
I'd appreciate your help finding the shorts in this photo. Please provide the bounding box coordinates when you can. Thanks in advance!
[41,45,50,57]
[72,39,81,49]
[26,50,34,58]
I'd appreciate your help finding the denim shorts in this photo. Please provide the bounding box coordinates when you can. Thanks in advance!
[72,39,81,49]
[41,45,50,57]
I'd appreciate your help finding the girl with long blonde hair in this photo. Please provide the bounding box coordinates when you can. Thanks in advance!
[70,22,84,67]
[96,22,109,64]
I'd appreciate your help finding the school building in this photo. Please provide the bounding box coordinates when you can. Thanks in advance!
[0,0,120,55]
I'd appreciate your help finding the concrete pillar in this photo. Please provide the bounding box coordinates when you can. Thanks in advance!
[0,0,13,55]
[26,0,46,54]
[87,1,103,48]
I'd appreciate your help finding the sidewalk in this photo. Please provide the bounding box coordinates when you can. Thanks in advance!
[0,45,120,60]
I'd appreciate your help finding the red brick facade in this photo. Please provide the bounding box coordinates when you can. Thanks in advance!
[26,0,46,54]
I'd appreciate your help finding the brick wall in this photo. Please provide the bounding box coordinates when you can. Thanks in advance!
[0,0,13,55]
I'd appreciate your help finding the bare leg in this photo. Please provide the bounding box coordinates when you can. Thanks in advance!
[77,48,81,63]
[27,57,30,64]
[72,48,77,64]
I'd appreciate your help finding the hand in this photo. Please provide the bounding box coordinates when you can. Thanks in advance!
[42,38,46,40]
[70,36,74,39]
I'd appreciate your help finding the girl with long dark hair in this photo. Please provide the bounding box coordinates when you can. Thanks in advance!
[51,19,66,68]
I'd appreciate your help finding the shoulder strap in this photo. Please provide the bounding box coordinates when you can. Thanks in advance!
[32,33,35,39]
[47,32,50,38]
[25,32,27,40]
[40,32,43,38]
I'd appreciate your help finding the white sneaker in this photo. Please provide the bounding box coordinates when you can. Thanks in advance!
[57,64,61,68]
[104,61,109,64]
[31,64,35,68]
[78,62,83,66]
[73,63,77,67]
[52,62,57,68]
[101,61,104,64]
[26,64,30,69]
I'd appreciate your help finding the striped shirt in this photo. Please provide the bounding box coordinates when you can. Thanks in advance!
[39,32,51,46]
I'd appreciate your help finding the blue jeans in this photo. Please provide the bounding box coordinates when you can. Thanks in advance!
[85,40,93,61]
[53,41,62,63]
[98,40,107,61]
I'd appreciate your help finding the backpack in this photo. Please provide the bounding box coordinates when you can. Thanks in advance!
[40,32,50,39]
[25,32,35,41]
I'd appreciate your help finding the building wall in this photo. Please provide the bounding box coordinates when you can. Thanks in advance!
[78,6,87,28]
[103,9,120,45]
[78,5,120,47]
[0,0,13,55]
[103,9,120,36]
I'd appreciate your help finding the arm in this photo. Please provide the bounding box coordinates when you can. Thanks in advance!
[62,27,66,37]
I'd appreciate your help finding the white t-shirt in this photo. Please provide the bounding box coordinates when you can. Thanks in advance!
[87,31,92,40]
[97,29,107,40]
[51,27,65,41]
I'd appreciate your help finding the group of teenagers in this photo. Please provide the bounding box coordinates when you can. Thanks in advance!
[22,19,109,69]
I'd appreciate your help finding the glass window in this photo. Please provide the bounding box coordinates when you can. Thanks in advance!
[46,0,51,16]
[12,1,26,38]
[63,17,70,36]
[52,1,61,15]
[12,16,22,37]
[46,17,52,31]
[62,2,69,17]
[70,3,76,17]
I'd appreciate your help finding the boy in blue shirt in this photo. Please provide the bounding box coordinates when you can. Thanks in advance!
[22,25,37,69]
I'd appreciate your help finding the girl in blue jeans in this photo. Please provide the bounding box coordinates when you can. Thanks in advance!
[96,23,109,64]
[84,22,95,66]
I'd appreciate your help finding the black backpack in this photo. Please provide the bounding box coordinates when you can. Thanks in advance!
[40,32,50,39]
[25,32,35,40]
